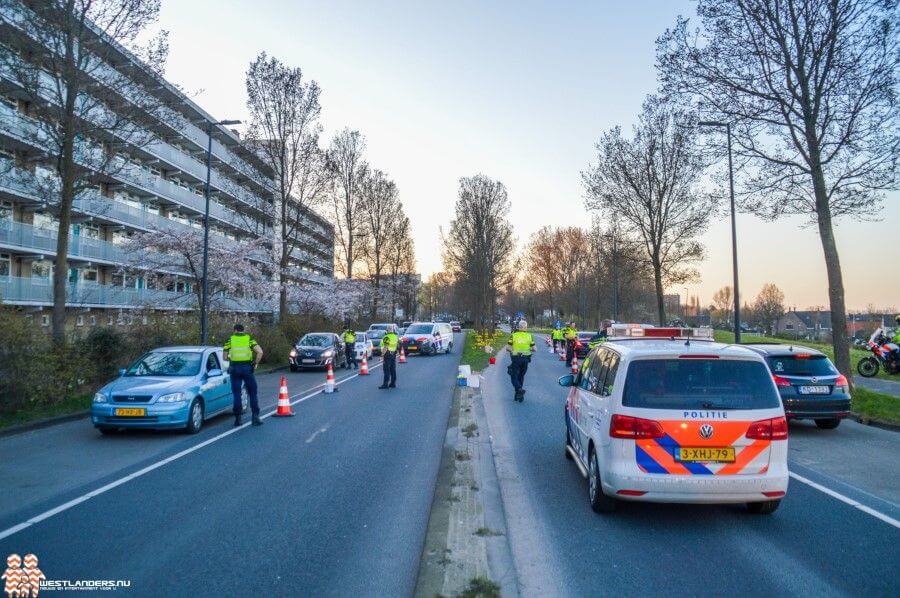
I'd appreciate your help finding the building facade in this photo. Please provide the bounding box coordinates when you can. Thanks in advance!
[0,2,333,329]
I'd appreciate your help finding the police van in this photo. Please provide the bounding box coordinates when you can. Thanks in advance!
[560,327,788,515]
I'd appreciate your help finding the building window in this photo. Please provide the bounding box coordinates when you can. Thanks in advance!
[25,314,33,325]
[31,260,52,278]
[76,315,84,326]
[82,268,99,283]
[41,314,49,327]
[90,315,97,327]
[142,315,148,325]
[0,253,9,277]
[785,324,794,331]
[108,314,114,325]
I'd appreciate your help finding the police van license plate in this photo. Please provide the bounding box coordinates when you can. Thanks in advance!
[114,408,145,417]
[798,385,830,394]
[676,447,735,462]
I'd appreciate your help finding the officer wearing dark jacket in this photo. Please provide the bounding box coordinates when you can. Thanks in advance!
[224,323,263,427]
[507,320,536,402]
[379,329,399,389]
[342,329,358,369]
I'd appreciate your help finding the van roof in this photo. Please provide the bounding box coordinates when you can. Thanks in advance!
[604,339,762,361]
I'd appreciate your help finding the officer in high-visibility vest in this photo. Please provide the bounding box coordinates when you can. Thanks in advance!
[563,322,578,367]
[588,319,612,350]
[507,320,536,402]
[379,329,399,389]
[223,323,263,427]
[342,328,358,370]
[551,326,564,352]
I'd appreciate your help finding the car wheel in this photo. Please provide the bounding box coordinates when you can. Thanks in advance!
[747,499,781,515]
[815,418,841,430]
[446,342,453,354]
[97,426,119,436]
[185,398,203,434]
[588,447,616,513]
[857,357,879,377]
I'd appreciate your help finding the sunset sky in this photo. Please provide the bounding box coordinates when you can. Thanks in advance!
[157,0,898,312]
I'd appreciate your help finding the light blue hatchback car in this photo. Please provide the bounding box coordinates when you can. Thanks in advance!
[91,346,247,435]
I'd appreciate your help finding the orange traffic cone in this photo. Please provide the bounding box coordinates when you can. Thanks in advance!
[360,353,369,375]
[571,355,579,374]
[398,346,407,364]
[274,375,294,416]
[559,346,566,361]
[324,362,337,393]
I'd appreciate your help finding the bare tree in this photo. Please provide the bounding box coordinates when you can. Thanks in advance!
[327,128,367,278]
[385,213,416,320]
[712,285,734,325]
[359,168,400,317]
[582,96,715,325]
[0,0,169,342]
[657,0,898,376]
[753,283,786,335]
[244,52,328,317]
[443,174,515,330]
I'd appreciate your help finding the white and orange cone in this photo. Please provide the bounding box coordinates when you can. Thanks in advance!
[559,346,566,361]
[360,353,369,375]
[398,346,407,364]
[324,361,337,393]
[571,354,579,375]
[274,375,294,416]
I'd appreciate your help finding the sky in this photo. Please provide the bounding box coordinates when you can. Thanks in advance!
[156,0,898,312]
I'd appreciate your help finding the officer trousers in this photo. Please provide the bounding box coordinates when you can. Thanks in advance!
[382,352,397,387]
[565,340,575,366]
[230,363,259,416]
[509,354,530,391]
[345,342,358,368]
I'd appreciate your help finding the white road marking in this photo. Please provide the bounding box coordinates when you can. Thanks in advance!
[0,364,383,541]
[305,424,330,444]
[789,472,900,529]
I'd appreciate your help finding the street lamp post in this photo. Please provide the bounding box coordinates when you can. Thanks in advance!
[200,118,242,345]
[698,121,741,343]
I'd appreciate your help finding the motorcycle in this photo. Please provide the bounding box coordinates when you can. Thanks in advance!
[857,328,900,377]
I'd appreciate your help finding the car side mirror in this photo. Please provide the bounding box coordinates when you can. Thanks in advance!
[558,374,575,387]
[207,368,223,378]
[118,368,126,377]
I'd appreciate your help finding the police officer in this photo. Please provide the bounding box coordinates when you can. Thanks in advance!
[507,320,536,402]
[589,319,612,350]
[379,328,399,389]
[223,323,263,427]
[342,328,358,369]
[551,325,563,352]
[563,321,578,367]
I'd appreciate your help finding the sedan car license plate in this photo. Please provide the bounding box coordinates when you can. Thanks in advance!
[676,447,735,463]
[798,385,830,394]
[408,345,418,351]
[302,359,316,364]
[114,408,145,417]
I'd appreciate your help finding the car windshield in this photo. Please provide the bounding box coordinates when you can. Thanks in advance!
[577,333,595,340]
[369,324,392,331]
[126,351,202,377]
[451,322,460,326]
[368,330,386,339]
[355,332,367,340]
[767,355,837,377]
[623,358,780,410]
[299,334,331,347]
[406,324,434,334]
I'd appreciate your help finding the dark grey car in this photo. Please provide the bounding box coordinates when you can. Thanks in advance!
[743,344,850,429]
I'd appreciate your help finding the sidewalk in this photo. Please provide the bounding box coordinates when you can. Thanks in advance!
[854,376,900,398]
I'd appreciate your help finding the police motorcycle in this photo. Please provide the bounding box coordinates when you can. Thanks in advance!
[857,327,900,377]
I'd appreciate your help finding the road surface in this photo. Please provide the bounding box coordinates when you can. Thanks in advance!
[481,336,900,597]
[0,336,462,596]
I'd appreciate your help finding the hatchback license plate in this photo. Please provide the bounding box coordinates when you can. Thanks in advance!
[408,345,418,351]
[799,385,830,394]
[114,408,145,417]
[302,359,316,364]
[676,447,735,463]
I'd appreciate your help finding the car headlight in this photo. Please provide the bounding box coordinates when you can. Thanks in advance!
[93,392,107,403]
[289,349,297,358]
[321,349,333,358]
[157,392,185,403]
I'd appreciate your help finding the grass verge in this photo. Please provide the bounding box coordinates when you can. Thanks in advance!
[713,330,891,380]
[0,393,91,431]
[852,387,900,424]
[461,329,510,372]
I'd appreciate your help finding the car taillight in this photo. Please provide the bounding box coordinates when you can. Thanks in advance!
[609,414,665,439]
[746,416,788,440]
[835,374,848,388]
[773,375,792,387]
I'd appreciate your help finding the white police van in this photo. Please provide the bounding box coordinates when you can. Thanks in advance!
[560,327,789,515]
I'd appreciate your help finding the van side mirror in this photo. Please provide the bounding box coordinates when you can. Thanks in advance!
[118,369,126,377]
[207,368,223,378]
[558,374,575,387]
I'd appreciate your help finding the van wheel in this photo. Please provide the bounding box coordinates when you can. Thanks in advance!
[747,500,781,515]
[446,342,453,354]
[588,448,617,513]
[815,418,841,430]
[185,398,203,434]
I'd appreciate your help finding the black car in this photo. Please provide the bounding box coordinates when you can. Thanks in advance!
[743,344,850,429]
[289,332,347,371]
[450,321,462,333]
[575,332,601,359]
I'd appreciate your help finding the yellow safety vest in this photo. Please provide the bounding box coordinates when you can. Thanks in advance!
[508,331,535,355]
[224,333,256,363]
[343,331,357,343]
[382,332,399,351]
[563,327,577,340]
[552,329,563,340]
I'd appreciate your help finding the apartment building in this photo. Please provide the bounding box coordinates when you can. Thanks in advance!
[0,2,334,328]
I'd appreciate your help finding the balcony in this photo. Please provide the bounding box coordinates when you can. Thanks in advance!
[0,218,123,264]
[0,275,272,313]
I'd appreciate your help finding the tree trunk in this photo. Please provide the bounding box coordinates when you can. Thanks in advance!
[652,260,665,326]
[52,81,79,344]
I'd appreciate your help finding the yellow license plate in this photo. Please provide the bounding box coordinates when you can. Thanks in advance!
[114,408,146,417]
[676,447,735,463]
[408,345,418,350]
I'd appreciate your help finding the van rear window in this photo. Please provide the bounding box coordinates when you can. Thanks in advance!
[622,359,780,410]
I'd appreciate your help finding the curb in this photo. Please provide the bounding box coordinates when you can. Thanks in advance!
[850,412,900,433]
[0,410,90,438]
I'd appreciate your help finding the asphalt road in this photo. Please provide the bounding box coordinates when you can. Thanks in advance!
[482,336,900,597]
[0,335,463,596]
